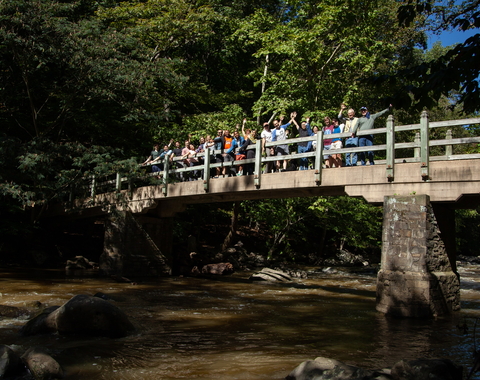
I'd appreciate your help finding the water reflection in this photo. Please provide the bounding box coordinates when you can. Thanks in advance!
[0,266,479,379]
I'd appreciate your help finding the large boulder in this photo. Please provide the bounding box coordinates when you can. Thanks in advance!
[20,306,60,336]
[391,359,463,380]
[21,347,64,380]
[21,295,134,338]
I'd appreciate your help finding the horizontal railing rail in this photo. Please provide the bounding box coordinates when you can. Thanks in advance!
[72,113,480,200]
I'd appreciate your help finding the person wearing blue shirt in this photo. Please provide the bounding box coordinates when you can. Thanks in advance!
[226,130,245,176]
[330,117,344,168]
[292,116,314,170]
[142,144,172,173]
[272,112,295,172]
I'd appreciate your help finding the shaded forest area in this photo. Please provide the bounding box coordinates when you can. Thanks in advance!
[1,0,480,267]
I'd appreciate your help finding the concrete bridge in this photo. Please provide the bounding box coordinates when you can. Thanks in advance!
[52,112,480,318]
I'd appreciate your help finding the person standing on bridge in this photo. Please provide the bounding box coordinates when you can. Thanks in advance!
[214,129,234,177]
[171,141,185,180]
[330,117,344,168]
[142,142,173,172]
[272,112,295,172]
[142,143,162,171]
[351,104,392,166]
[292,116,313,170]
[322,116,334,168]
[226,130,245,176]
[338,104,359,167]
[240,129,257,175]
[261,122,274,174]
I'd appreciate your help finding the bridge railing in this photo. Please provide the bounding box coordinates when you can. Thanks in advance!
[76,112,480,199]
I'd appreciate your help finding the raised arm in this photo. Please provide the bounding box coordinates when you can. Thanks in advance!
[292,118,300,130]
[306,117,314,136]
[142,155,152,165]
[338,103,347,123]
[372,105,393,120]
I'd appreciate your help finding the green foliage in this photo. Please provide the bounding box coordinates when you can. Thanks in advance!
[233,0,423,119]
[0,0,183,239]
[241,197,313,258]
[181,104,257,142]
[96,0,260,117]
[0,0,182,149]
[240,196,382,259]
[309,196,383,250]
[456,208,480,256]
[377,0,480,113]
[0,137,142,216]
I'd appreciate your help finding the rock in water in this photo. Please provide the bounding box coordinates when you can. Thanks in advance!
[21,347,64,380]
[0,345,25,379]
[391,358,463,380]
[201,262,234,275]
[249,268,292,282]
[21,295,134,338]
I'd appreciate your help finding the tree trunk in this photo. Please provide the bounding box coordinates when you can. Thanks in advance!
[221,201,240,251]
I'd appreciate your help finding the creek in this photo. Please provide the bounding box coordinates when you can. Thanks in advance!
[1,263,479,379]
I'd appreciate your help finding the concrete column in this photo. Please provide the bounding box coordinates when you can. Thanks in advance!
[376,195,460,317]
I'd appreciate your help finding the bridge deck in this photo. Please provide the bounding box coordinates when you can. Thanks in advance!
[80,159,480,216]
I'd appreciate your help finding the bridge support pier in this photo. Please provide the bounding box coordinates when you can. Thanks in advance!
[376,195,460,317]
[100,210,173,277]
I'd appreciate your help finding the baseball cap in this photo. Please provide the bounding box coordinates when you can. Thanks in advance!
[360,106,368,111]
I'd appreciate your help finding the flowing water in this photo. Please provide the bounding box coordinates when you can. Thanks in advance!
[1,264,480,379]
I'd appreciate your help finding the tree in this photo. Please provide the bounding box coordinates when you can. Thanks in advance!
[95,0,270,118]
[233,0,424,119]
[374,0,480,113]
[0,0,182,241]
[0,0,182,149]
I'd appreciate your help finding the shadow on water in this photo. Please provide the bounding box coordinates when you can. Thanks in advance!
[0,266,479,379]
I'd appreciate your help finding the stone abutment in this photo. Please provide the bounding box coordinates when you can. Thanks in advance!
[376,195,460,317]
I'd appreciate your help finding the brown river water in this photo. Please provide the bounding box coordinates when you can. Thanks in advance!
[1,264,480,380]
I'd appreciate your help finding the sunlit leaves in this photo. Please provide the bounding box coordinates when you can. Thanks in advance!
[390,0,480,113]
[232,0,423,118]
[240,196,382,258]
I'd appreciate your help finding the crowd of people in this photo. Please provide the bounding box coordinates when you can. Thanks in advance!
[141,103,393,179]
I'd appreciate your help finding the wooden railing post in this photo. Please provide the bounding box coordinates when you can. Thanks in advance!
[386,114,395,182]
[203,150,211,192]
[445,129,453,157]
[116,172,121,192]
[314,131,323,184]
[162,154,171,196]
[254,139,262,188]
[414,132,420,159]
[128,178,133,197]
[90,175,96,200]
[420,110,430,180]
